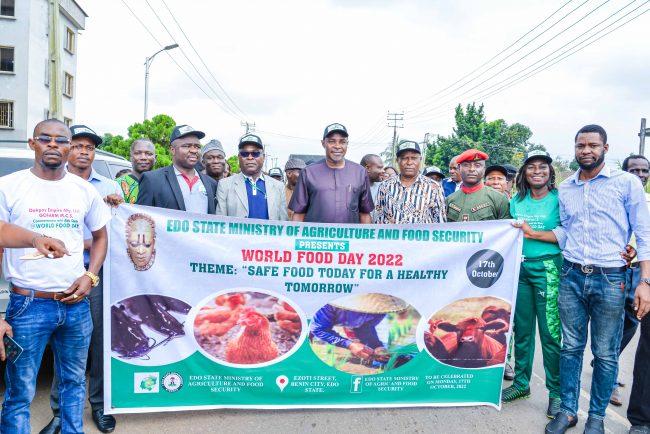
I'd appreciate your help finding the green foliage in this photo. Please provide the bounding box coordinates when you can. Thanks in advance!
[227,155,240,174]
[100,114,175,169]
[424,103,533,170]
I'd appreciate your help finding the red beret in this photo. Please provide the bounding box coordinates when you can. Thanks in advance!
[456,148,489,164]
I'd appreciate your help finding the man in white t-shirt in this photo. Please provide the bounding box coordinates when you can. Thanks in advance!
[0,119,111,434]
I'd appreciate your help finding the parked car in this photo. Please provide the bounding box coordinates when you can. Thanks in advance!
[0,146,131,313]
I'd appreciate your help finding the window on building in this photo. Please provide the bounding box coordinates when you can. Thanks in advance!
[64,117,72,127]
[0,0,15,17]
[0,46,14,72]
[65,28,75,53]
[63,72,74,97]
[0,101,14,128]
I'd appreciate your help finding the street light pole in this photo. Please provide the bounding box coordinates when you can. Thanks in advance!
[144,44,179,121]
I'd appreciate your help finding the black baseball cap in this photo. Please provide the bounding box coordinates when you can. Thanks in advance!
[503,164,518,180]
[423,166,444,177]
[523,149,553,165]
[70,125,102,146]
[485,164,508,178]
[323,123,348,139]
[396,140,421,157]
[239,134,264,149]
[170,125,205,143]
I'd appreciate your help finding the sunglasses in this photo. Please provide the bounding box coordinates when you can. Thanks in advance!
[34,135,71,145]
[239,151,262,158]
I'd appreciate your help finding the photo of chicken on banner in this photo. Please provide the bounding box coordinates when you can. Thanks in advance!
[309,293,421,376]
[192,291,304,366]
[423,296,511,369]
[111,294,192,363]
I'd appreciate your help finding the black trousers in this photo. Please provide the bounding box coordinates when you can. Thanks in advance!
[628,314,650,426]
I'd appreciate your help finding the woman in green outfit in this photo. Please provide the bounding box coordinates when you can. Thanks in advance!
[502,150,562,419]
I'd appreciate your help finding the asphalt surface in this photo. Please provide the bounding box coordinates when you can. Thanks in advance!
[0,332,639,434]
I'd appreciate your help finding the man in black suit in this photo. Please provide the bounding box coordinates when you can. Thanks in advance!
[137,125,218,214]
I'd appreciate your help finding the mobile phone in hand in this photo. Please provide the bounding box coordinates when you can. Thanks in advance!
[3,334,23,363]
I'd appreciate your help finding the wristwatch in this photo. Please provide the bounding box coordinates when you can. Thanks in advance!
[84,271,100,287]
[640,278,650,286]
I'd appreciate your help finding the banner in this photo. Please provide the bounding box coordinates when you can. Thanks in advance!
[105,204,523,413]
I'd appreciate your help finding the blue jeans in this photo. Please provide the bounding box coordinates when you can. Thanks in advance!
[558,264,626,420]
[51,272,105,414]
[0,292,92,434]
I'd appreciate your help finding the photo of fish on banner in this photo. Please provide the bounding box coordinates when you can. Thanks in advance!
[111,294,192,362]
[423,296,511,369]
[309,293,421,375]
[192,291,306,366]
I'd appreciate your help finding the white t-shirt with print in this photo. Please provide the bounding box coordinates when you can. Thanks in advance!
[0,169,111,292]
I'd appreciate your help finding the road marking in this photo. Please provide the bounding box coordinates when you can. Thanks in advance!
[531,372,630,431]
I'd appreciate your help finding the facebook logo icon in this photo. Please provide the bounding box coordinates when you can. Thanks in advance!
[350,376,363,393]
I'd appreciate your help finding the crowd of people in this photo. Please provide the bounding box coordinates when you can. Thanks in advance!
[0,119,648,434]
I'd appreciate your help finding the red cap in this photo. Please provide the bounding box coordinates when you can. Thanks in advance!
[456,149,489,164]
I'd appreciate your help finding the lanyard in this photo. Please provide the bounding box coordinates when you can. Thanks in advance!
[246,177,267,199]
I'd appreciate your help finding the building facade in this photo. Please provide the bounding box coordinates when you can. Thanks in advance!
[0,0,86,145]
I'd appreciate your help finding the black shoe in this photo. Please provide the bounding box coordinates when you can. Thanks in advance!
[547,397,562,419]
[545,413,577,434]
[584,417,604,434]
[39,417,61,434]
[92,408,116,433]
[503,362,515,381]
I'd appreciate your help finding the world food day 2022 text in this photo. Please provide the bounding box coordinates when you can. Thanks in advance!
[167,218,486,294]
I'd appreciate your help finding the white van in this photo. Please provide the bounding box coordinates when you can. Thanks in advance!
[0,146,132,312]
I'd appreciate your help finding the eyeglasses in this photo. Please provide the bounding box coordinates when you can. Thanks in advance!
[34,135,71,145]
[239,151,262,158]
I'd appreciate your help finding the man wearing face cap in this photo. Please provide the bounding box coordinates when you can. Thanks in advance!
[216,134,287,220]
[268,167,284,182]
[446,149,510,222]
[201,139,227,182]
[284,158,306,220]
[289,123,374,223]
[137,125,219,214]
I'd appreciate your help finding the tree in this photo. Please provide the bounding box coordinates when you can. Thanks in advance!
[101,114,176,169]
[227,155,240,174]
[424,103,533,169]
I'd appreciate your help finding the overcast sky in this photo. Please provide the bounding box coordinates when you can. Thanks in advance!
[76,0,650,168]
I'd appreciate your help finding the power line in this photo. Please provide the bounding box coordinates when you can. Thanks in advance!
[405,0,583,113]
[158,0,249,120]
[119,0,236,117]
[142,0,243,119]
[409,0,614,121]
[410,1,648,125]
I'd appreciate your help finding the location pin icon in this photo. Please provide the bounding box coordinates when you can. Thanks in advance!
[276,375,289,392]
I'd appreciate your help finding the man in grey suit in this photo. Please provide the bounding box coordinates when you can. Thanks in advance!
[137,125,218,214]
[217,134,287,220]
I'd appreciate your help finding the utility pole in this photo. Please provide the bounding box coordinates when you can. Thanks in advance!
[421,132,431,169]
[241,121,256,134]
[386,111,404,165]
[639,118,649,155]
[48,0,62,120]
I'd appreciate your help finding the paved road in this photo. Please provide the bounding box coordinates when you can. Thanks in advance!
[1,333,638,433]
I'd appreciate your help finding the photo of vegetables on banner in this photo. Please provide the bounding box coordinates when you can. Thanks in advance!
[104,205,523,413]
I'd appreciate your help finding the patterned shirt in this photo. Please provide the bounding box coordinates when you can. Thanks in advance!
[552,164,650,267]
[374,174,446,224]
[117,174,140,204]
